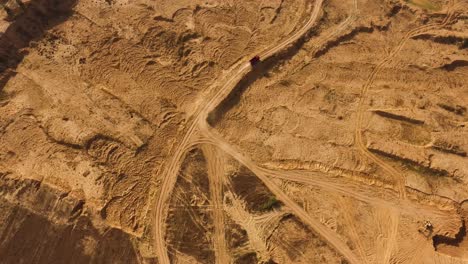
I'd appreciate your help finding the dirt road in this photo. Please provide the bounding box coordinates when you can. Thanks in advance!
[152,1,461,263]
[353,1,460,199]
[201,125,362,264]
[152,1,324,263]
[202,145,230,264]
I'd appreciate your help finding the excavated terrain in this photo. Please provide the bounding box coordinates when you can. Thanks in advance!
[0,0,467,263]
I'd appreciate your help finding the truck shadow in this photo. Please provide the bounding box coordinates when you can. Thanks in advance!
[207,26,318,127]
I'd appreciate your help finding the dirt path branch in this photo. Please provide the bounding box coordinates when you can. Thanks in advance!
[152,1,325,263]
[202,145,230,264]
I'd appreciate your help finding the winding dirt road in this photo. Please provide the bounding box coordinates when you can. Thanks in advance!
[152,1,324,263]
[152,1,462,263]
[353,1,460,199]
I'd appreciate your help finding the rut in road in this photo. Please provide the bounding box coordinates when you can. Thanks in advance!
[202,145,230,264]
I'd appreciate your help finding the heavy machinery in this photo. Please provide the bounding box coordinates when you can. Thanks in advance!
[249,55,260,67]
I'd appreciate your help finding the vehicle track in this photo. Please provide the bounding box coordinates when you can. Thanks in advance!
[190,131,459,263]
[265,168,457,220]
[351,6,460,262]
[152,1,324,263]
[153,1,462,263]
[202,145,230,264]
[336,195,370,264]
[196,129,459,228]
[223,190,271,261]
[308,0,358,55]
[353,1,460,199]
[201,125,362,264]
[379,207,400,264]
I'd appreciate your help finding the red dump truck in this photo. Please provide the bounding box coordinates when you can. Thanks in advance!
[249,55,260,67]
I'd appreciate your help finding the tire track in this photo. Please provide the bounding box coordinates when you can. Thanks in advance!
[201,126,362,264]
[351,6,460,263]
[152,1,325,263]
[223,190,271,261]
[202,145,230,264]
[353,3,459,198]
[336,195,370,264]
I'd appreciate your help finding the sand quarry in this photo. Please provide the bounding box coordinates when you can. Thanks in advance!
[0,0,467,263]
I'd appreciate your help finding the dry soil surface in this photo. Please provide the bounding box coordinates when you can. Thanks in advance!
[0,0,467,263]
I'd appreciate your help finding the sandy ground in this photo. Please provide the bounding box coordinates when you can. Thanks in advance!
[0,0,467,263]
